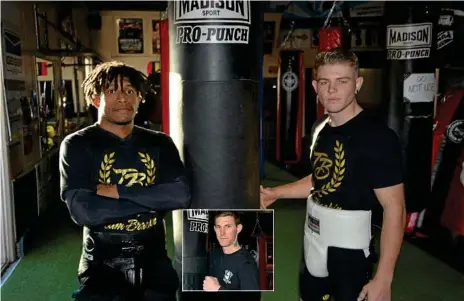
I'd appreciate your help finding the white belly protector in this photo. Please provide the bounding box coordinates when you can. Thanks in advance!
[304,196,372,278]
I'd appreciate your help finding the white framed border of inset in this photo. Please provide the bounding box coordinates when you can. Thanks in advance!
[181,209,275,292]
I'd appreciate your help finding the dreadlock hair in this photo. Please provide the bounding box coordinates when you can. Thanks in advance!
[82,61,150,106]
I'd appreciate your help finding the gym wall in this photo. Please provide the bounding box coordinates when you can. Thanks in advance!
[2,1,42,175]
[36,57,87,115]
[263,13,320,79]
[89,10,162,75]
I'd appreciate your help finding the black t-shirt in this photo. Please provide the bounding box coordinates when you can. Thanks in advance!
[209,247,260,291]
[308,110,403,211]
[59,124,190,239]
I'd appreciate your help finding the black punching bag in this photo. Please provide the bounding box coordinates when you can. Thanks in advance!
[168,0,261,209]
[385,2,438,214]
[182,209,209,291]
[168,1,262,300]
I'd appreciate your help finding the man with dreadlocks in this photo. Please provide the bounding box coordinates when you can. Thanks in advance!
[59,61,191,301]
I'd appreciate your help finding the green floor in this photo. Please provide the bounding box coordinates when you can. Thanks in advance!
[2,162,464,301]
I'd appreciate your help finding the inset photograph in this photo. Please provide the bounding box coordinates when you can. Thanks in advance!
[182,209,274,292]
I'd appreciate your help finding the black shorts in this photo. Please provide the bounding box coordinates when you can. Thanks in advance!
[299,247,373,301]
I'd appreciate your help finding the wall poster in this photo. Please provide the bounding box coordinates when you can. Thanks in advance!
[152,20,161,54]
[118,18,144,54]
[2,27,26,145]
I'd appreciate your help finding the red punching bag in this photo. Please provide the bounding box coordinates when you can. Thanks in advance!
[319,27,343,51]
[316,26,343,119]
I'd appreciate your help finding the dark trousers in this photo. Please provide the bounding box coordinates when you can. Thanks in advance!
[73,231,178,301]
[299,247,373,301]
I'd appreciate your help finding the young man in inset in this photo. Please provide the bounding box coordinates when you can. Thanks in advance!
[59,61,191,301]
[203,211,260,291]
[261,48,406,301]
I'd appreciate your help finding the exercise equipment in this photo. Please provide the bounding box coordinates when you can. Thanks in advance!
[316,1,344,119]
[168,0,262,209]
[167,2,263,300]
[276,50,305,164]
[182,209,209,291]
[385,2,437,225]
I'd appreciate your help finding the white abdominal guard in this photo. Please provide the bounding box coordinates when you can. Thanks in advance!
[304,197,372,278]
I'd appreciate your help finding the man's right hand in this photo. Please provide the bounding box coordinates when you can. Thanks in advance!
[260,185,280,209]
[96,184,119,199]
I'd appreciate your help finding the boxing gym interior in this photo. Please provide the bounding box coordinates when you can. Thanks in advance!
[1,1,464,300]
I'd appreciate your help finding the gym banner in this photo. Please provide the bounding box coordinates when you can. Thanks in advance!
[174,0,251,44]
[436,10,455,68]
[387,23,433,60]
[276,50,304,164]
[37,62,48,76]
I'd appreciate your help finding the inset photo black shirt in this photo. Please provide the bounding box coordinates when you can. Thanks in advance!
[209,247,260,291]
[308,110,404,211]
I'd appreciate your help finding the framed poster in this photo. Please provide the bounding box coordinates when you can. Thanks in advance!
[118,18,144,54]
[152,20,161,54]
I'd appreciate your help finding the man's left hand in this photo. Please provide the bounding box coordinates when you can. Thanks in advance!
[96,184,119,199]
[357,277,391,301]
[203,276,221,292]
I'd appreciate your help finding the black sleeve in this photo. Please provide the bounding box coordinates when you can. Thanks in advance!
[366,128,404,189]
[239,260,260,291]
[59,136,150,227]
[208,251,214,275]
[117,136,191,211]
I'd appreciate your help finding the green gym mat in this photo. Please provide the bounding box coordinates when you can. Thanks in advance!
[1,162,464,301]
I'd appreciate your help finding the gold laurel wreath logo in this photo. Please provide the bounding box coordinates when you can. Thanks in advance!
[99,152,115,184]
[139,152,156,185]
[313,140,345,199]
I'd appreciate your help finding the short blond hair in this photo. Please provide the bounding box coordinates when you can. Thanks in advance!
[314,48,359,74]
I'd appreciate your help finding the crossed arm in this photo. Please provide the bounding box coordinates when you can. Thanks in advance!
[59,136,191,227]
